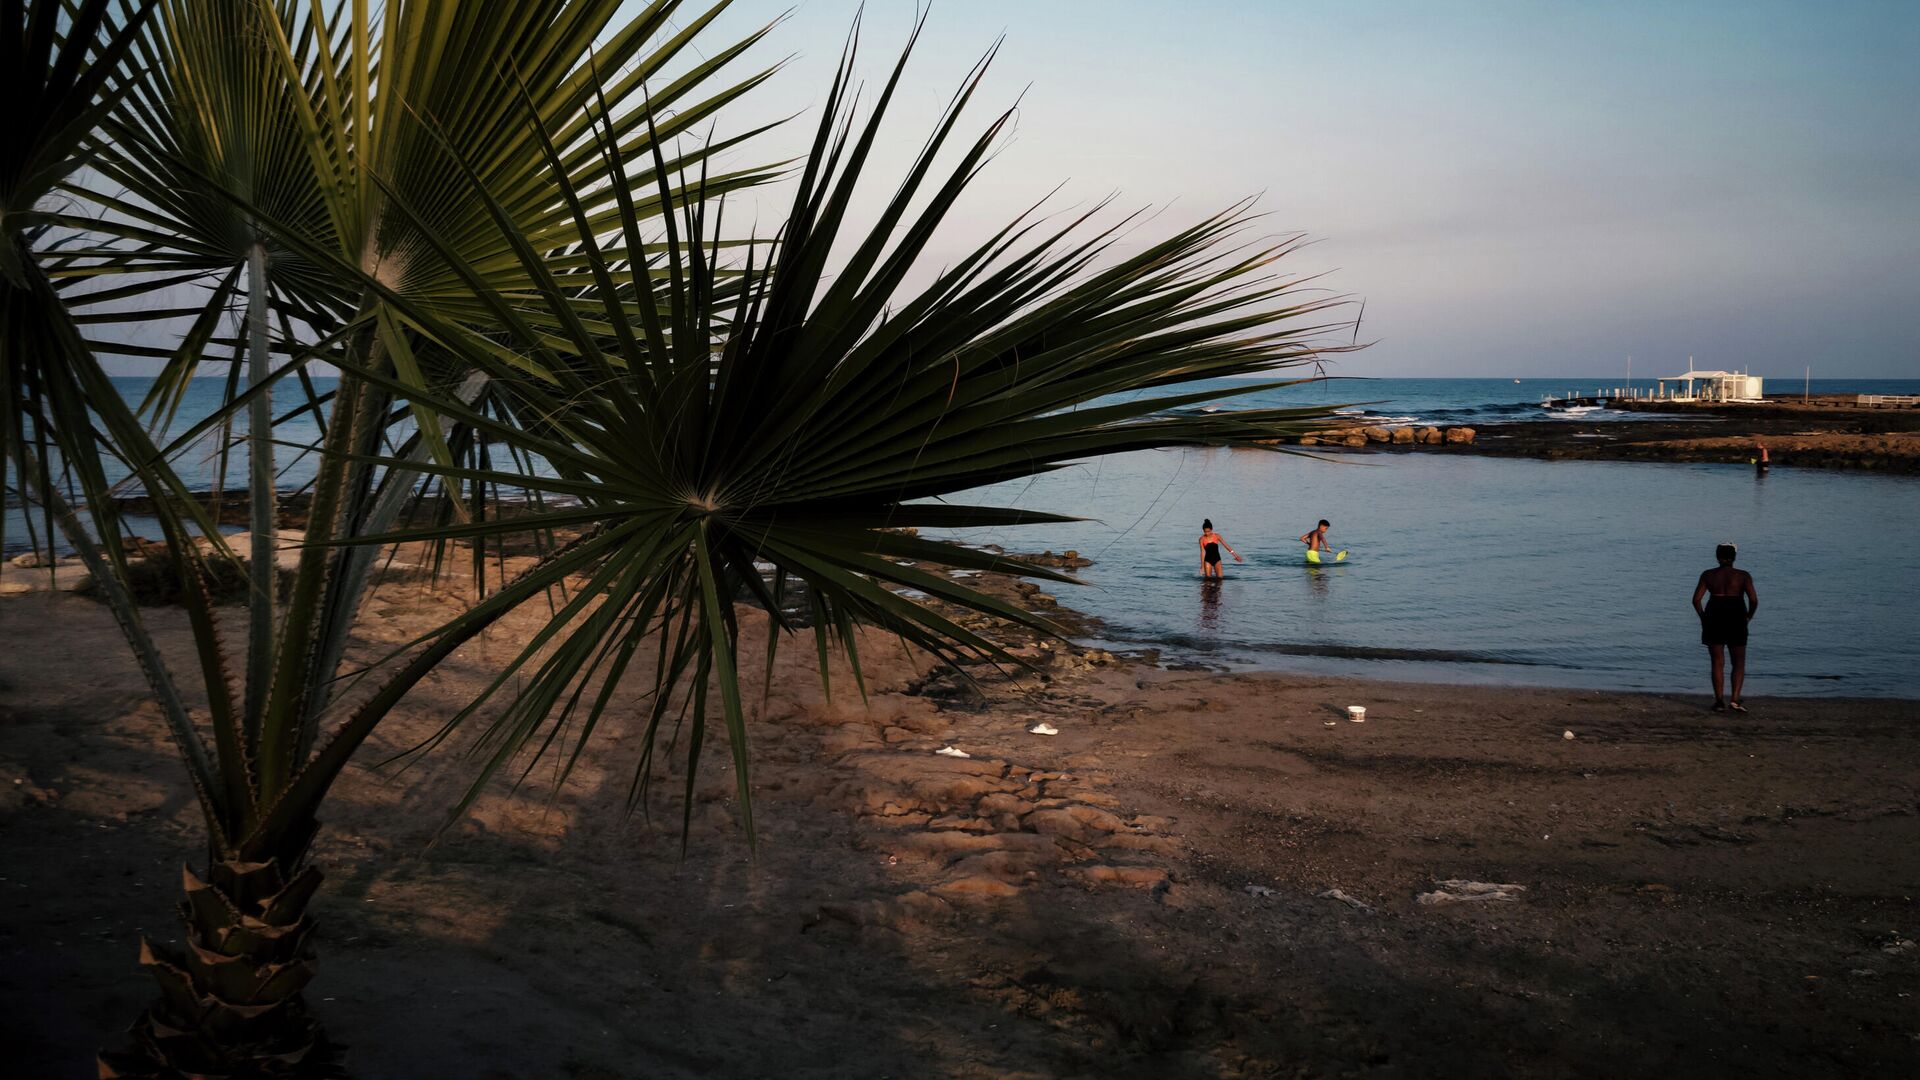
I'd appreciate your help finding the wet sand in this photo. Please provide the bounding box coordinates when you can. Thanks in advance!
[3,562,1917,1078]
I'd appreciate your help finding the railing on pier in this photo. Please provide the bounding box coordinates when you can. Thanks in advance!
[1857,394,1920,407]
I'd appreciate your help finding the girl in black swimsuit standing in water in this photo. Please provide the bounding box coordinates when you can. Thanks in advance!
[1198,519,1242,579]
[1692,542,1759,712]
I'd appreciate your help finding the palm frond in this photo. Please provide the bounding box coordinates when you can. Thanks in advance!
[281,23,1358,841]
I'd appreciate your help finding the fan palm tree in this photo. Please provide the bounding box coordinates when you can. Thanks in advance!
[13,4,1356,1075]
[17,0,777,1073]
[64,0,783,734]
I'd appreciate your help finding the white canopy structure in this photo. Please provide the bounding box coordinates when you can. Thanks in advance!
[1656,367,1764,402]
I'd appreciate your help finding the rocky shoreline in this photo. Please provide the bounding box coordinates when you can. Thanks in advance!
[1259,395,1920,473]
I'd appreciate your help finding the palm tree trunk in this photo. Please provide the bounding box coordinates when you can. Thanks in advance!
[98,857,342,1079]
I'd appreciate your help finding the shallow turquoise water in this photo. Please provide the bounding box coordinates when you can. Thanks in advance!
[935,449,1920,698]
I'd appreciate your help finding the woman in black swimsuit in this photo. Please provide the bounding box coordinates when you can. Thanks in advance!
[1692,543,1758,712]
[1198,519,1242,579]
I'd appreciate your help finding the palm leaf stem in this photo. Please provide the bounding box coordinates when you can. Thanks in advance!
[244,241,276,722]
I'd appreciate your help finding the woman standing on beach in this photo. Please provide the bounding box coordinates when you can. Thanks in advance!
[1693,543,1758,712]
[1199,519,1242,579]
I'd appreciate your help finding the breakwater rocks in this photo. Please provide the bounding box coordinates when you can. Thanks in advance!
[1260,425,1475,449]
[1022,549,1094,570]
[1527,430,1920,472]
[1468,419,1920,473]
[1238,405,1918,472]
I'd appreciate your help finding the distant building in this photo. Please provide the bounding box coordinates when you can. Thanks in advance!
[1656,369,1764,402]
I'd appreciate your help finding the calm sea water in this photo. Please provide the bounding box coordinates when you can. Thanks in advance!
[10,377,1919,698]
[933,448,1920,699]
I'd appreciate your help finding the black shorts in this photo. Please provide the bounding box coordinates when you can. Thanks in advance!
[1701,597,1748,647]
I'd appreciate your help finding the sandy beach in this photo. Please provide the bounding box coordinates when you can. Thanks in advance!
[4,559,1916,1078]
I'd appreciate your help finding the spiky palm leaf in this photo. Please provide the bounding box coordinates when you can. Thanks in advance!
[65,1,787,778]
[71,0,784,336]
[39,0,788,828]
[258,26,1356,842]
[2,0,242,834]
[12,3,785,1073]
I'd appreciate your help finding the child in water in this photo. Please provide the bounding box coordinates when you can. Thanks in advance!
[1198,519,1242,579]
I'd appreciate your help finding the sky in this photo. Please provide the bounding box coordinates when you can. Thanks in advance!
[672,0,1920,379]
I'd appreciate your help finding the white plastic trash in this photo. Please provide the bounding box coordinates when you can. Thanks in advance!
[935,746,971,758]
[1028,722,1059,736]
[1347,706,1367,723]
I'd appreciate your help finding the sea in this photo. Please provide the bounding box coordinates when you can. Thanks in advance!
[942,376,1920,699]
[11,375,1920,698]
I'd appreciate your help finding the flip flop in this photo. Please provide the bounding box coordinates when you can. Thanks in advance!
[1710,700,1727,712]
[1728,701,1747,713]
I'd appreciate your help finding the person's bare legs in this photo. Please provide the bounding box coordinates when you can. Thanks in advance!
[1729,645,1746,708]
[1706,643,1726,707]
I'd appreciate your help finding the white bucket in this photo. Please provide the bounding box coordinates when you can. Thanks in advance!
[1347,706,1366,723]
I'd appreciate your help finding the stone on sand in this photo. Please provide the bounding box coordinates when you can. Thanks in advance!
[1025,804,1127,843]
[1070,865,1169,889]
[946,850,1056,881]
[935,874,1023,900]
[817,890,954,932]
[1098,833,1181,856]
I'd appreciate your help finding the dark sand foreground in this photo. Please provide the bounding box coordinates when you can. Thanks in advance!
[3,570,1917,1078]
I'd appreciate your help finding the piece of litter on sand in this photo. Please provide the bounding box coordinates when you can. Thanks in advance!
[1563,730,1577,740]
[1416,879,1527,905]
[934,746,971,758]
[1028,722,1059,736]
[1322,720,1337,728]
[1243,884,1276,898]
[1317,888,1377,915]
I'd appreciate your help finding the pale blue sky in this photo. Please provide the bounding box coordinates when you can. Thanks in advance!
[681,0,1919,378]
